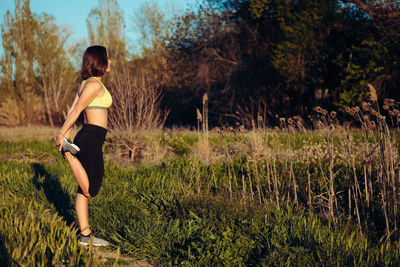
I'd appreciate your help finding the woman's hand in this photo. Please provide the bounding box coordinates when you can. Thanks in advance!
[54,133,65,152]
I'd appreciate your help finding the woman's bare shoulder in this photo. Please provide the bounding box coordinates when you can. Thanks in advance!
[84,79,103,92]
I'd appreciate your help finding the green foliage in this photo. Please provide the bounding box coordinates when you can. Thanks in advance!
[335,40,392,110]
[162,0,400,124]
[249,0,271,19]
[160,132,197,156]
[272,0,327,81]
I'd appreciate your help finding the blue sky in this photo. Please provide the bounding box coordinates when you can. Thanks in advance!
[0,0,198,55]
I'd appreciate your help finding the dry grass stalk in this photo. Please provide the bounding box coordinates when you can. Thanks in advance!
[202,93,208,135]
[368,83,378,102]
[241,172,247,200]
[266,160,272,202]
[307,164,313,210]
[377,115,390,235]
[196,108,203,122]
[227,165,233,199]
[246,161,255,201]
[286,127,298,207]
[272,159,280,209]
[196,93,210,163]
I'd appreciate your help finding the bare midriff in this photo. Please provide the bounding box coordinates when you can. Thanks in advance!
[84,108,108,129]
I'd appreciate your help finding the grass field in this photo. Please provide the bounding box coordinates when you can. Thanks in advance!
[1,120,400,266]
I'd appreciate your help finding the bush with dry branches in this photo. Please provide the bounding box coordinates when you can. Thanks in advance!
[108,64,169,131]
[106,64,169,162]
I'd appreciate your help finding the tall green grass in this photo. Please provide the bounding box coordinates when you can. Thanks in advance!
[1,134,400,265]
[0,145,107,266]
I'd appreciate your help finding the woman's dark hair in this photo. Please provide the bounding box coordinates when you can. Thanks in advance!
[80,45,108,80]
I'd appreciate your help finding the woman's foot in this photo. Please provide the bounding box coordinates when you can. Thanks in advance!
[61,137,80,157]
[78,232,110,247]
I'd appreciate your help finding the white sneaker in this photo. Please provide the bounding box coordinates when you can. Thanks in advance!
[78,233,110,247]
[61,137,80,157]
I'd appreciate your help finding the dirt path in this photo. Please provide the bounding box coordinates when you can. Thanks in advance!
[90,247,154,266]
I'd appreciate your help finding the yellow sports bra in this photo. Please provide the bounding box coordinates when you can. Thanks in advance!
[80,77,112,109]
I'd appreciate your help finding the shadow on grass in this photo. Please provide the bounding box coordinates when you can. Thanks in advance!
[0,234,9,266]
[32,163,75,225]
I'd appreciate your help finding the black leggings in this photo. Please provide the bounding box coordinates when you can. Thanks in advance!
[73,124,107,197]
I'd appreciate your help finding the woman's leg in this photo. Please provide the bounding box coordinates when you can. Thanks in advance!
[65,152,92,235]
[65,152,91,198]
[76,192,91,235]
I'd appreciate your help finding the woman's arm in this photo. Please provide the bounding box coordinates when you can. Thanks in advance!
[55,80,103,150]
[62,81,90,138]
[63,93,80,139]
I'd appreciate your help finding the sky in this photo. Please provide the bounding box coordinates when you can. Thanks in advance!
[0,0,198,55]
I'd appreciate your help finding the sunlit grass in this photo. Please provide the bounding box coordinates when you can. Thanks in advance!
[2,118,400,265]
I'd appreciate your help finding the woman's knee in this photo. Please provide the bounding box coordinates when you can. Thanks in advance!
[78,187,91,198]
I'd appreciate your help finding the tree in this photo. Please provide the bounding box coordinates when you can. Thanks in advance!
[33,13,77,126]
[163,0,399,126]
[339,0,400,104]
[87,0,127,61]
[1,0,77,126]
[133,1,169,54]
[164,0,249,125]
[343,0,400,36]
[0,0,38,124]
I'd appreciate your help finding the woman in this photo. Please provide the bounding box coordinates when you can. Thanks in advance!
[54,45,112,246]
